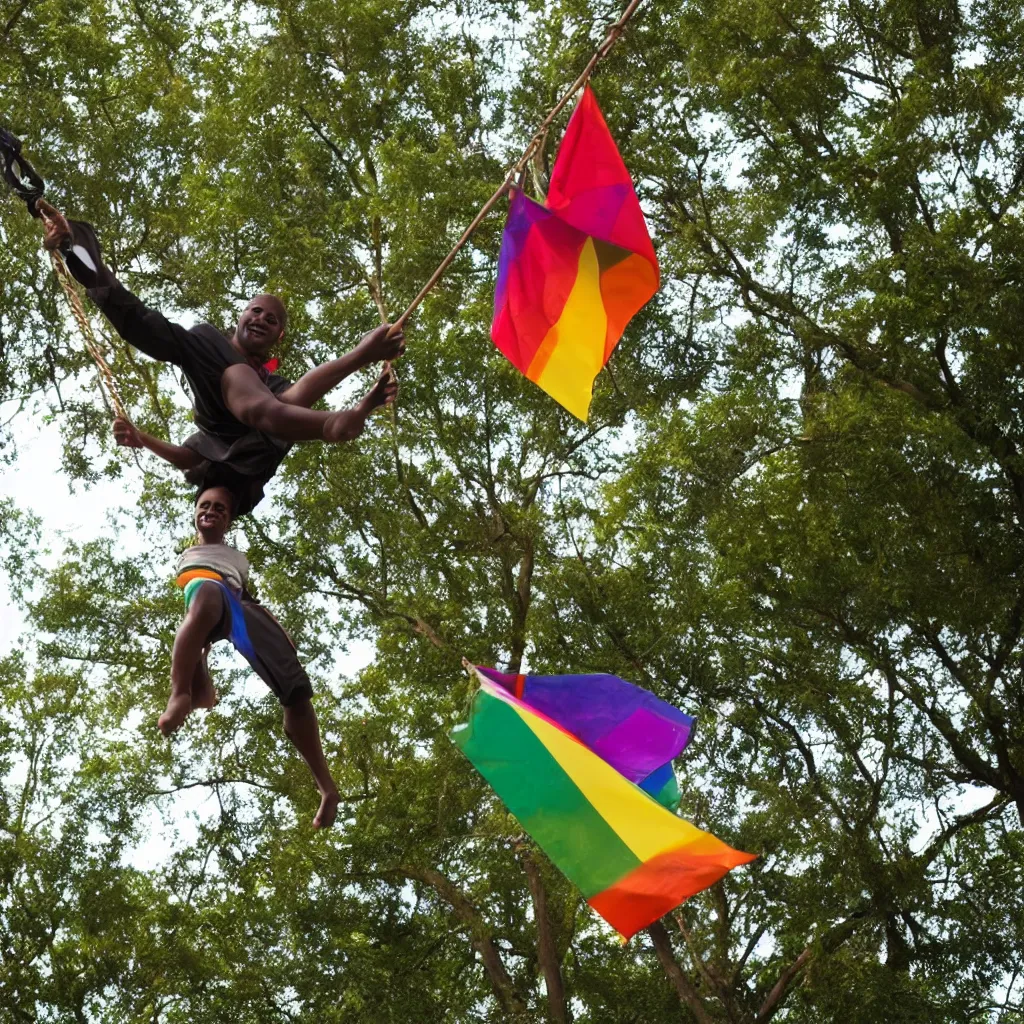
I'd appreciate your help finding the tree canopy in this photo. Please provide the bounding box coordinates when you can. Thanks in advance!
[2,1,1024,1021]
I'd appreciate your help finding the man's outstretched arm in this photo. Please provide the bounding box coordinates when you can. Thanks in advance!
[112,418,205,471]
[277,324,405,408]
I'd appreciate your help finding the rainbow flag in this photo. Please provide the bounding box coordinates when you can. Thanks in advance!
[491,86,659,421]
[474,666,694,811]
[451,673,755,940]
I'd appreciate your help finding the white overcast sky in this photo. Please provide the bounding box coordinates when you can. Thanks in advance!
[0,396,146,646]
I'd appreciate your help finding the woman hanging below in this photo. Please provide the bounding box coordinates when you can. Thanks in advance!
[36,200,404,513]
[174,483,340,828]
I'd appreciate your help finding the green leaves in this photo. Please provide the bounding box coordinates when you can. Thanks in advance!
[3,0,1024,1020]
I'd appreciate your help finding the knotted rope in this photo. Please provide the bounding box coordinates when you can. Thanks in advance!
[48,249,130,420]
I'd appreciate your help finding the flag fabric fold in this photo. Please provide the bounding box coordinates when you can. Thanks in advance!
[474,666,694,810]
[491,86,659,420]
[450,673,755,940]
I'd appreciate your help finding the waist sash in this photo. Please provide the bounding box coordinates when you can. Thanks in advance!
[175,568,256,660]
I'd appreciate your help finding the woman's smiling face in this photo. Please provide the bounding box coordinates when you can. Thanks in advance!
[194,486,234,541]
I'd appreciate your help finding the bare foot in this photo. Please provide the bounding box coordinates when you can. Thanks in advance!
[191,677,218,710]
[313,789,340,829]
[158,693,193,736]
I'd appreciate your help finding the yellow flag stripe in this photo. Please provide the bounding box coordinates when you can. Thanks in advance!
[527,237,607,421]
[506,687,716,862]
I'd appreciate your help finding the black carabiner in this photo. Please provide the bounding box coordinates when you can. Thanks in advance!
[0,127,46,217]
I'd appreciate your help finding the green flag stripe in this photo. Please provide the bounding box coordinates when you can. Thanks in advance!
[451,687,641,896]
[651,774,681,811]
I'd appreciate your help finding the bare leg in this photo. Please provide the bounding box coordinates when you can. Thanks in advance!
[190,647,218,710]
[222,364,336,441]
[282,697,340,828]
[221,363,397,444]
[162,585,223,736]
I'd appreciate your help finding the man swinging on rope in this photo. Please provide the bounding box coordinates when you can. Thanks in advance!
[37,200,404,514]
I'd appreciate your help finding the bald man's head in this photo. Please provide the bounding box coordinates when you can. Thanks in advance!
[235,294,287,356]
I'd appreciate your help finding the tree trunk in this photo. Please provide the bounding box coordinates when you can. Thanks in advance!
[520,846,568,1023]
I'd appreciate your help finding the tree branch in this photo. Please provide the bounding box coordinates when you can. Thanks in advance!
[398,864,528,1016]
[647,920,714,1024]
[754,913,866,1023]
[519,846,567,1024]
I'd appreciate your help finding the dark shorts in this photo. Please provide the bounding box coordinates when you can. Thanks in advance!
[200,582,314,707]
[182,430,290,517]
